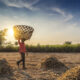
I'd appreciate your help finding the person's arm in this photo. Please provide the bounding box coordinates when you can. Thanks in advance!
[25,44,28,56]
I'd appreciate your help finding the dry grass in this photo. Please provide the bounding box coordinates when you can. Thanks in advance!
[40,56,68,74]
[57,66,80,80]
[0,52,80,80]
[0,59,13,76]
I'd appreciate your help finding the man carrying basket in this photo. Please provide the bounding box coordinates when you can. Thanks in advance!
[17,39,27,69]
[13,25,34,70]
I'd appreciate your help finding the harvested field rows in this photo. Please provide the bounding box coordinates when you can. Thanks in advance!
[0,52,80,80]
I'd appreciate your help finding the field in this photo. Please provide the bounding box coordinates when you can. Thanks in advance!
[0,52,80,80]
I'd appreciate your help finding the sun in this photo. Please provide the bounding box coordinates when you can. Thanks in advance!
[6,28,15,42]
[7,28,14,36]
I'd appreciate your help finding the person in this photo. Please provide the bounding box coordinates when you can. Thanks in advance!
[17,39,28,69]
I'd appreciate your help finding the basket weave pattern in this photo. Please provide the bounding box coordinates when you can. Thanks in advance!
[13,25,34,40]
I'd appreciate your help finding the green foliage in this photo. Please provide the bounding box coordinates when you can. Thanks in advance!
[0,29,7,45]
[0,45,18,52]
[0,44,80,52]
[26,44,80,52]
[64,41,72,45]
[14,42,18,45]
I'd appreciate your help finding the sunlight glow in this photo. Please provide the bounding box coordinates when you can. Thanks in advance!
[7,28,14,36]
[6,28,15,42]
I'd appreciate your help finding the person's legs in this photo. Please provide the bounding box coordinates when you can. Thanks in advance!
[17,53,23,67]
[22,53,26,69]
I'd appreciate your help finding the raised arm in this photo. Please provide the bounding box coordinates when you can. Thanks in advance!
[18,39,21,44]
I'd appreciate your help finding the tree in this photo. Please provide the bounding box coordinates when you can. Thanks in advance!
[0,29,7,45]
[15,41,18,46]
[64,41,72,45]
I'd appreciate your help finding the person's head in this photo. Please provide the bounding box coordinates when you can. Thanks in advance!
[21,39,25,43]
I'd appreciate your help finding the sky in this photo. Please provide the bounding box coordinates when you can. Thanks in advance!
[0,0,80,45]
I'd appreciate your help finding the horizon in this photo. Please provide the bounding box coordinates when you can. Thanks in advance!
[0,0,80,45]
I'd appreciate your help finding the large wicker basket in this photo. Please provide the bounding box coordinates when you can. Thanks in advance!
[13,25,34,40]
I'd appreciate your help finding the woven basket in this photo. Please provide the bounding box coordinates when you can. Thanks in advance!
[13,25,34,40]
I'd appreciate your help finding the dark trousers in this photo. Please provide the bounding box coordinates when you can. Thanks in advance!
[17,53,25,68]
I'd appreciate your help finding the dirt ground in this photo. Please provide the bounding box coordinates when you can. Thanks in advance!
[0,52,80,80]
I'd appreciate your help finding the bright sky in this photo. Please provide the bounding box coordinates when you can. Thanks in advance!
[0,0,80,45]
